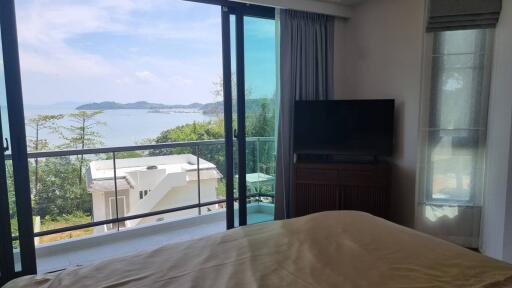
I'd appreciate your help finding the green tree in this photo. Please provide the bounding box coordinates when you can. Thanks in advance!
[26,114,64,152]
[26,114,64,194]
[5,162,22,248]
[33,157,91,218]
[29,111,105,222]
[60,110,105,149]
[59,110,105,184]
[245,100,276,175]
[5,162,16,219]
[152,120,225,169]
[246,101,274,138]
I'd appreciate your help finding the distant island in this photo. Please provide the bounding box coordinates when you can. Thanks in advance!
[77,101,203,110]
[76,99,273,115]
[76,101,224,115]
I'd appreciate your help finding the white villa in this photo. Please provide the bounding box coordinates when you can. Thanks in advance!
[86,154,222,233]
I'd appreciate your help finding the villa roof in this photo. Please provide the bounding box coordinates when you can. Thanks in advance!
[85,154,222,192]
[88,178,132,192]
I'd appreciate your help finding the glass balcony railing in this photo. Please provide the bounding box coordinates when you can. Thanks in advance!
[6,137,275,246]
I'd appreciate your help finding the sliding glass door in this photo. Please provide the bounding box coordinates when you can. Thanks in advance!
[0,0,36,283]
[223,7,277,228]
[0,1,276,281]
[243,16,277,224]
[15,0,229,271]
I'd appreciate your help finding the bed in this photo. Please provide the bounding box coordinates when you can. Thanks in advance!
[5,211,512,288]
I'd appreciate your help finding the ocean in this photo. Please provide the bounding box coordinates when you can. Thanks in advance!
[22,106,215,149]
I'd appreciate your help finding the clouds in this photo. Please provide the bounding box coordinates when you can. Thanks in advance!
[16,0,223,105]
[17,0,117,76]
[135,70,159,83]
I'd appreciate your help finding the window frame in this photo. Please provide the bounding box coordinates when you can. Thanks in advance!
[108,196,127,230]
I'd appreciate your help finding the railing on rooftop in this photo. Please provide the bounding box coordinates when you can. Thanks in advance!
[7,137,276,242]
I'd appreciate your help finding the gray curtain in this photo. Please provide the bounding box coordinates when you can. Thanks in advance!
[274,10,334,220]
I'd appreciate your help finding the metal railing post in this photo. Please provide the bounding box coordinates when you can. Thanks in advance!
[196,145,201,216]
[256,137,260,202]
[112,152,120,231]
[256,137,260,174]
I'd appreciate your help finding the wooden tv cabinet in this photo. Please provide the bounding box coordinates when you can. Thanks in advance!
[294,161,390,219]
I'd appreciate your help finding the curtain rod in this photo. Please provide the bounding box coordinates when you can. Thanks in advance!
[231,0,353,18]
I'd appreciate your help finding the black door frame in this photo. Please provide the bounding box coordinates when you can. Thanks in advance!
[236,13,248,227]
[222,4,274,229]
[221,6,235,230]
[0,0,37,283]
[187,1,274,231]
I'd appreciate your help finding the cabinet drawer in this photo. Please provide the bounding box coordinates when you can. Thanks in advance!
[296,168,338,184]
[295,183,339,217]
[338,171,385,186]
[293,161,390,219]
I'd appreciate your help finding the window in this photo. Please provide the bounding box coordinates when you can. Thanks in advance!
[418,29,493,205]
[14,0,226,246]
[108,196,127,230]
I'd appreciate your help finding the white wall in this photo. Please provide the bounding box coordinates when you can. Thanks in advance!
[142,179,218,225]
[481,0,512,261]
[333,0,512,260]
[333,0,425,227]
[92,191,106,233]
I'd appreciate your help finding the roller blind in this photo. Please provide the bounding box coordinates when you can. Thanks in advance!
[427,0,502,32]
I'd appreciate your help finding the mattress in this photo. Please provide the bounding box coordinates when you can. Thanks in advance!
[5,211,512,288]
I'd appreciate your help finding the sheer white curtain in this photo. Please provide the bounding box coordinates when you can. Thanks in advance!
[416,29,494,248]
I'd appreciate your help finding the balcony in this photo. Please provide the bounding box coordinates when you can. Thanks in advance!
[9,137,275,273]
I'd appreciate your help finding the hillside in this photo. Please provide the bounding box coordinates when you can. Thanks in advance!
[76,101,204,111]
[76,99,273,115]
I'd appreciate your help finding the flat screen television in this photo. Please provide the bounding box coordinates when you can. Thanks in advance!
[294,99,394,157]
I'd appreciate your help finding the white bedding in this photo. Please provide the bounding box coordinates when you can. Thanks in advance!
[5,211,512,288]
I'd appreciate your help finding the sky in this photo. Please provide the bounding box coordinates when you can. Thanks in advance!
[14,0,277,106]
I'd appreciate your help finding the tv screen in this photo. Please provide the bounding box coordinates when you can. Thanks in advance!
[294,99,394,156]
